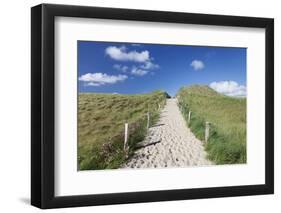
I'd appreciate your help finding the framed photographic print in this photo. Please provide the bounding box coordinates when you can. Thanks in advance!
[31,3,274,209]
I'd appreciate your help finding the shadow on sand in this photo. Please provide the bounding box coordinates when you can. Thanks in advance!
[136,140,162,149]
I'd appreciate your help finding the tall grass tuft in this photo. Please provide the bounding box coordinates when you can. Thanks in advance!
[78,91,167,170]
[177,85,246,164]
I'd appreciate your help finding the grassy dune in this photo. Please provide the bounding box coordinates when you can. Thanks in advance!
[177,85,246,164]
[78,91,167,170]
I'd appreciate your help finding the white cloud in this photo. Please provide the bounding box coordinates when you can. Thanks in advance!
[190,60,205,70]
[209,81,246,97]
[113,64,129,72]
[86,82,103,86]
[131,67,149,76]
[140,61,159,70]
[79,72,127,86]
[105,46,150,62]
[106,46,159,77]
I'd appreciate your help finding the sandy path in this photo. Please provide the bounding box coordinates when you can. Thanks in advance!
[123,98,212,169]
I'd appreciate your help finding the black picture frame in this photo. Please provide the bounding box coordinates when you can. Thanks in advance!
[31,3,274,209]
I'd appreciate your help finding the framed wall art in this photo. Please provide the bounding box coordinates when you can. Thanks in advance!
[31,3,274,209]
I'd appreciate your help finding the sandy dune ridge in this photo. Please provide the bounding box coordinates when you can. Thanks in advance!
[123,98,213,169]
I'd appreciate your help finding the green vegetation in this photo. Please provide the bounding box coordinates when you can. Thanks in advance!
[78,91,167,170]
[177,85,246,164]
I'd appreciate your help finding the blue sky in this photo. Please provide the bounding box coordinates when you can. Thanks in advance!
[78,41,246,97]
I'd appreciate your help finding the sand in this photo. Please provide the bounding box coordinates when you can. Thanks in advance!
[123,98,213,169]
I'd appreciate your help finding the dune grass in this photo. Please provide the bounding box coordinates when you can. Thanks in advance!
[177,85,246,164]
[78,91,167,170]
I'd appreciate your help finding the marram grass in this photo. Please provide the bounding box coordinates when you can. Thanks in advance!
[78,91,167,170]
[177,85,246,164]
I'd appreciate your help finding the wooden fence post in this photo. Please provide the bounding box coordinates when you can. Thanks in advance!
[188,111,192,124]
[124,123,129,150]
[147,112,150,129]
[205,122,210,143]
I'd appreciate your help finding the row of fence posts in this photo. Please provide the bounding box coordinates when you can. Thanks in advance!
[123,100,166,151]
[179,104,210,143]
[124,102,210,151]
[123,111,151,151]
[123,100,167,151]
